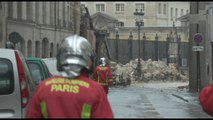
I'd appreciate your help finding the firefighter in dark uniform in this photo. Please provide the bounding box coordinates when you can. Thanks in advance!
[26,35,114,118]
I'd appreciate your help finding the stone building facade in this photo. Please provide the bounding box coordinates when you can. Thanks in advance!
[81,2,190,42]
[0,2,81,58]
[81,2,189,27]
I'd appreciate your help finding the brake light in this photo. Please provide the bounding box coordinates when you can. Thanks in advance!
[15,51,29,108]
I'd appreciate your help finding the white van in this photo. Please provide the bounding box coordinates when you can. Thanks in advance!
[42,58,60,76]
[0,49,36,118]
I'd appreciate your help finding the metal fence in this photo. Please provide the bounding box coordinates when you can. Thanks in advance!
[107,36,189,67]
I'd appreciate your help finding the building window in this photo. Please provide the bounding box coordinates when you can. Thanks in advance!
[17,2,22,20]
[116,21,124,27]
[135,21,144,27]
[182,58,187,67]
[81,4,86,8]
[67,6,70,28]
[58,19,61,27]
[186,9,189,14]
[96,4,105,12]
[57,3,61,27]
[158,3,161,14]
[81,5,86,14]
[8,2,13,18]
[36,2,39,23]
[163,4,166,15]
[181,9,183,16]
[81,2,87,8]
[63,3,66,27]
[170,7,173,21]
[115,3,124,12]
[50,2,54,25]
[63,20,66,28]
[43,3,47,24]
[26,2,33,21]
[175,8,178,20]
[135,3,144,11]
[68,21,72,30]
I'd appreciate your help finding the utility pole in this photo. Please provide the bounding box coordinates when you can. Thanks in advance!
[200,2,212,91]
[0,2,6,48]
[189,2,199,92]
[0,2,3,46]
[188,2,199,92]
[189,2,212,92]
[115,28,119,63]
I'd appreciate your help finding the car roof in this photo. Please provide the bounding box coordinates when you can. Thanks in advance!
[26,57,43,61]
[0,48,21,58]
[42,58,57,61]
[0,48,16,52]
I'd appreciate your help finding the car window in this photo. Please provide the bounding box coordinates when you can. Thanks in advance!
[42,61,52,78]
[28,62,44,85]
[0,58,14,95]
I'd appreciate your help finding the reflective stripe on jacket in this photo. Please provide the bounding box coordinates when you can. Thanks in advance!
[93,66,113,86]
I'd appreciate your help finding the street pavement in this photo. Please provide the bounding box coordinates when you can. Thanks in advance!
[108,81,212,118]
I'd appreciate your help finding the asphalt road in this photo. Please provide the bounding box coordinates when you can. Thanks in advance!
[108,82,212,118]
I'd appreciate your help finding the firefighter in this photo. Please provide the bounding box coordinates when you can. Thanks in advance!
[93,57,113,95]
[26,35,114,118]
[199,83,213,117]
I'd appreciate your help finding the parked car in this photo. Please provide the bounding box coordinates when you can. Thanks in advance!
[26,57,52,86]
[0,48,36,118]
[42,58,60,76]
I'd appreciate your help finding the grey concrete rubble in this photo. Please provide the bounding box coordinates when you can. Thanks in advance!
[110,58,189,83]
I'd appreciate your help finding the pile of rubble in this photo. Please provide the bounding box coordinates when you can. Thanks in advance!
[110,59,189,83]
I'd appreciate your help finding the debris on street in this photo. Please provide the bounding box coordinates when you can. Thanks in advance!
[110,58,189,85]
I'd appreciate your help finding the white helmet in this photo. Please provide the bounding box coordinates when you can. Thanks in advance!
[5,41,15,49]
[99,57,106,67]
[56,35,95,78]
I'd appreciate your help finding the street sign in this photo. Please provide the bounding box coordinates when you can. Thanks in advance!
[194,33,203,44]
[193,46,204,51]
